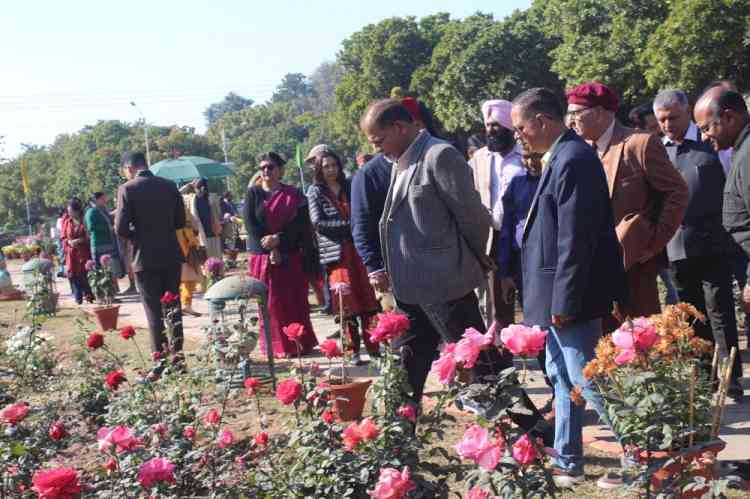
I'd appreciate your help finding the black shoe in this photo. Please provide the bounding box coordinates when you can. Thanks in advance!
[728,381,745,403]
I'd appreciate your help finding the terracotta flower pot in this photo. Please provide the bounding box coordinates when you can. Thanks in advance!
[328,379,372,421]
[639,440,725,498]
[89,305,120,331]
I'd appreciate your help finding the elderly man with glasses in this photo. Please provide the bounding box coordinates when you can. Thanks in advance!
[566,82,688,333]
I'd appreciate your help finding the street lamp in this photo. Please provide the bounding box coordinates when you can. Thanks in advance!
[130,101,151,167]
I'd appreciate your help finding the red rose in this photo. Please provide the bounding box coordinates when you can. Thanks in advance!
[319,339,342,359]
[254,431,269,446]
[275,378,302,405]
[86,333,104,350]
[282,323,305,343]
[119,326,136,340]
[48,421,66,441]
[151,351,163,361]
[104,370,127,390]
[31,467,81,499]
[321,410,335,424]
[0,403,29,425]
[160,291,179,305]
[244,377,260,396]
[370,312,410,343]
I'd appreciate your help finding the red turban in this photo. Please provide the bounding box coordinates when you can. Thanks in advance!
[566,82,620,112]
[401,97,422,122]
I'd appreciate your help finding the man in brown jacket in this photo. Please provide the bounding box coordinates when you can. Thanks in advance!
[567,82,688,331]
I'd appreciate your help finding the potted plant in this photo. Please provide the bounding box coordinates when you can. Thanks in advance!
[583,304,726,497]
[86,255,119,330]
[320,283,374,421]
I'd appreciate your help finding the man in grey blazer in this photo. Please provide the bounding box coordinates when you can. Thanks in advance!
[360,99,547,435]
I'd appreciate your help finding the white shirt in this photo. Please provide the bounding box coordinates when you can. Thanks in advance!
[488,145,525,231]
[594,119,616,156]
[662,121,700,165]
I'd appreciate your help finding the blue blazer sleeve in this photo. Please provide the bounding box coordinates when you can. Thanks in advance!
[551,150,608,317]
[351,165,384,273]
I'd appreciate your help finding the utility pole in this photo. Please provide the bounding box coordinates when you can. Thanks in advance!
[130,102,151,167]
[221,128,229,164]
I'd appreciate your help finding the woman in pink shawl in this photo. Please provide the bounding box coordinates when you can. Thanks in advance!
[243,152,318,358]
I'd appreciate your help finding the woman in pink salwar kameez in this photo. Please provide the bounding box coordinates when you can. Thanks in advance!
[243,152,318,358]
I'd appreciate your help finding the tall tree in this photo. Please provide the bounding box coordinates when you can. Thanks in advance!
[271,73,316,111]
[203,92,254,127]
[308,62,346,114]
[641,0,750,97]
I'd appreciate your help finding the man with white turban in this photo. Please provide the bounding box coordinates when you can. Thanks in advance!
[469,99,525,327]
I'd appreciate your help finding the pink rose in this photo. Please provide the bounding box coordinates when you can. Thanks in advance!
[182,425,196,439]
[319,339,342,359]
[84,260,96,272]
[202,409,221,425]
[631,317,658,351]
[321,410,335,424]
[369,312,410,343]
[396,405,417,423]
[454,328,494,368]
[138,457,175,488]
[276,378,302,405]
[500,324,547,357]
[99,254,112,267]
[104,458,117,472]
[97,426,140,454]
[0,403,29,426]
[430,343,458,384]
[614,349,637,365]
[368,466,416,499]
[282,323,305,343]
[151,423,168,437]
[342,418,380,451]
[454,424,503,471]
[217,428,235,448]
[612,329,634,350]
[511,434,539,465]
[31,467,81,499]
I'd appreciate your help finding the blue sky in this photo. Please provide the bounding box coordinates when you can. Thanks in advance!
[0,0,530,158]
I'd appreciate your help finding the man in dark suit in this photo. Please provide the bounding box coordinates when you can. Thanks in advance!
[360,99,549,439]
[115,152,186,375]
[654,89,743,402]
[511,88,626,488]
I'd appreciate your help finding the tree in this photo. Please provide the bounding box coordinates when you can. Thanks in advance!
[271,73,316,112]
[413,9,561,136]
[203,92,254,127]
[308,62,346,114]
[542,0,668,108]
[333,15,452,150]
[641,0,750,98]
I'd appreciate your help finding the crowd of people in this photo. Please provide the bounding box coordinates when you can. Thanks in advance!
[45,78,750,491]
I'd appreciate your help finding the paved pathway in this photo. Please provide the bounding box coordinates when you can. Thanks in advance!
[7,260,749,463]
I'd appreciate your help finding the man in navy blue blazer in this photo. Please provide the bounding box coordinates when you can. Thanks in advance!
[511,88,625,488]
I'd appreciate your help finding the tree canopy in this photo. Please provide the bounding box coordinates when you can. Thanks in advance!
[4,1,750,231]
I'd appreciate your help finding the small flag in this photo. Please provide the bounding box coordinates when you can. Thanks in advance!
[295,143,303,169]
[19,160,30,195]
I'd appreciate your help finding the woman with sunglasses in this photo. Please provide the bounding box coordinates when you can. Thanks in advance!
[243,152,318,358]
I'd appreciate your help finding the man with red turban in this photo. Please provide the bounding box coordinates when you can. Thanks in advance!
[566,82,688,333]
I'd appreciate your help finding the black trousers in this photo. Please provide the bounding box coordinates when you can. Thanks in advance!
[135,265,183,355]
[395,292,546,436]
[668,255,742,381]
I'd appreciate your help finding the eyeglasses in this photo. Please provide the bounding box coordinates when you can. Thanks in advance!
[698,118,721,135]
[567,107,594,120]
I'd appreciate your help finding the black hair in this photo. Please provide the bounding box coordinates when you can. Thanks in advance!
[628,103,655,129]
[123,151,147,168]
[710,89,749,115]
[313,151,347,187]
[68,197,83,213]
[467,133,486,150]
[258,152,285,169]
[92,191,105,201]
[360,99,415,130]
[512,88,565,121]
